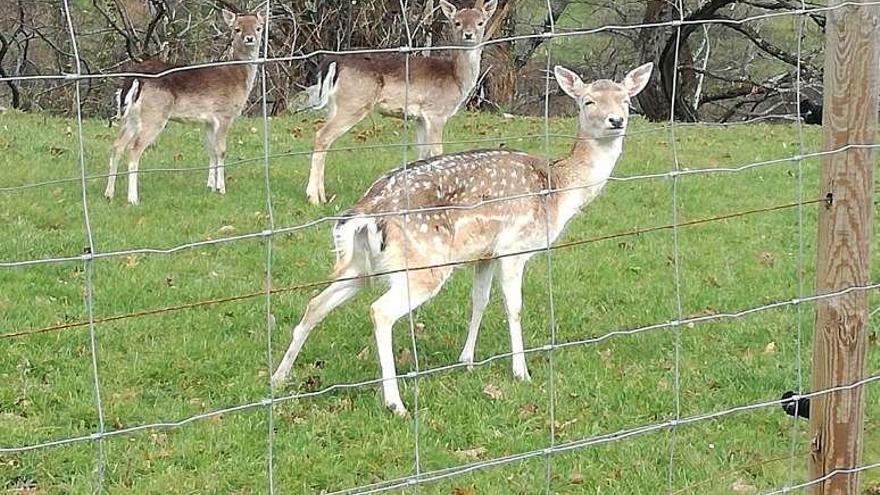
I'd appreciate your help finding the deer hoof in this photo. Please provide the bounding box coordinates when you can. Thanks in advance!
[386,401,408,417]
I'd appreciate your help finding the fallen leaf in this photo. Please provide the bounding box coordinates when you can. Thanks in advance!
[758,251,776,266]
[764,341,778,354]
[218,225,236,235]
[356,346,370,361]
[397,347,413,365]
[569,471,585,484]
[519,403,538,418]
[553,418,578,433]
[147,447,172,460]
[598,348,613,368]
[451,487,475,495]
[454,446,486,462]
[731,479,757,494]
[482,383,504,401]
[125,255,139,268]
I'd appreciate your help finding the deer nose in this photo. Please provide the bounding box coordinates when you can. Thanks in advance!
[608,116,625,129]
[463,32,474,40]
[244,35,256,44]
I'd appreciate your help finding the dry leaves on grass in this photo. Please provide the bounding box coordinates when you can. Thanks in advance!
[569,471,585,484]
[482,383,504,401]
[764,341,778,354]
[450,487,476,495]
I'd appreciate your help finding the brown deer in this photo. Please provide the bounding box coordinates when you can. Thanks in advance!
[104,9,264,205]
[270,63,654,415]
[302,0,498,204]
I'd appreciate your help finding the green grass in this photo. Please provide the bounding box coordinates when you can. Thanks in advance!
[0,109,878,494]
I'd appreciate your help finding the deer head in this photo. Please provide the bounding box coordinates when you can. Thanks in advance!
[222,9,265,60]
[439,0,498,46]
[554,63,653,140]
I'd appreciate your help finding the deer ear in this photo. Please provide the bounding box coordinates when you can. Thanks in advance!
[221,9,236,27]
[439,0,458,21]
[554,65,584,100]
[623,62,653,97]
[482,0,498,19]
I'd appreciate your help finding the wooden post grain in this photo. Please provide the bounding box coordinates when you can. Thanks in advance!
[809,1,879,493]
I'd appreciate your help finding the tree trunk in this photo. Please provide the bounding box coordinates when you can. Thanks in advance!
[636,0,671,121]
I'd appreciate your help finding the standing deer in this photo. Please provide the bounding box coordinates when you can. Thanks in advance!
[104,9,264,205]
[271,63,654,415]
[302,0,498,204]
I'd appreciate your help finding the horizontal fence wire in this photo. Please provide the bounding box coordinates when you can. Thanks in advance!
[0,1,873,84]
[5,137,870,270]
[1,197,827,340]
[0,113,813,195]
[3,277,879,456]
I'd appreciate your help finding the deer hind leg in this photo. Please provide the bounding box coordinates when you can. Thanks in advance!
[499,255,532,381]
[271,271,364,387]
[371,268,452,416]
[125,114,168,205]
[459,260,495,368]
[307,104,370,204]
[105,121,137,200]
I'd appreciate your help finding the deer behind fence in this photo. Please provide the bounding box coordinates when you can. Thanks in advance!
[271,62,654,416]
[300,0,498,204]
[104,9,264,205]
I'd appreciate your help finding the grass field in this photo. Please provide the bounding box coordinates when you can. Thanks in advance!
[0,108,878,494]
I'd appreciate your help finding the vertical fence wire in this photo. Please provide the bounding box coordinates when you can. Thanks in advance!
[60,1,107,492]
[259,3,277,494]
[540,1,561,492]
[665,1,686,491]
[785,3,809,491]
[397,0,423,487]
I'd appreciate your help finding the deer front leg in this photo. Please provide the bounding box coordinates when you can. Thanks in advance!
[499,255,531,381]
[459,260,494,367]
[205,121,218,191]
[213,118,231,194]
[425,117,446,158]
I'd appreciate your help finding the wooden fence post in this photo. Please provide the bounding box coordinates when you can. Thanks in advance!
[809,1,879,493]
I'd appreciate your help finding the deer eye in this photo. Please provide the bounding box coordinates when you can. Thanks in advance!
[455,21,462,27]
[583,100,594,107]
[235,27,242,33]
[477,21,484,27]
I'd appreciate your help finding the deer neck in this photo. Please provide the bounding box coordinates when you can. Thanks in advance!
[230,45,260,95]
[552,133,623,189]
[451,46,483,96]
[547,133,623,234]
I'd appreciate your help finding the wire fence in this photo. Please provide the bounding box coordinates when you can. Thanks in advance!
[1,1,878,494]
